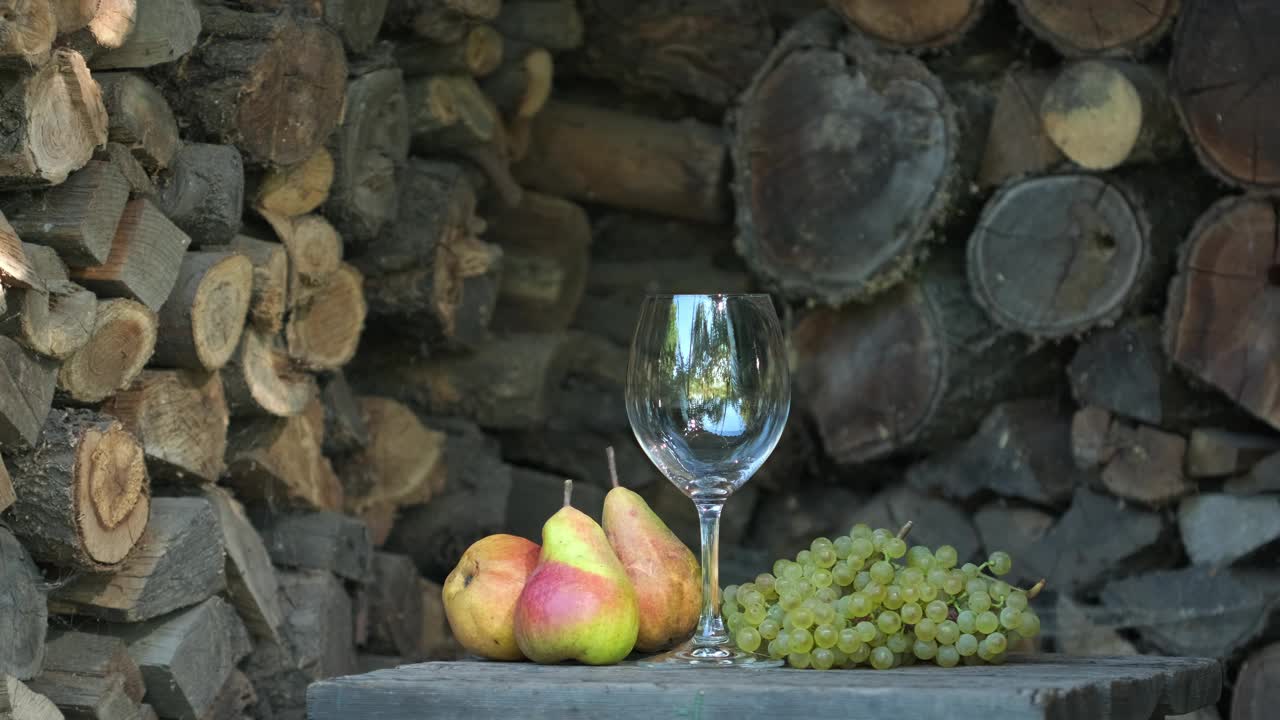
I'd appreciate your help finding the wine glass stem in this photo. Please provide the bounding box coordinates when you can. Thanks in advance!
[692,499,729,649]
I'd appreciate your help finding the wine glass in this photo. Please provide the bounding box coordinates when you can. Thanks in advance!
[626,293,790,667]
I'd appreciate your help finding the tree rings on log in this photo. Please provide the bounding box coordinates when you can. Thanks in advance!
[729,12,957,305]
[253,147,334,219]
[222,327,317,418]
[1012,0,1178,58]
[967,173,1150,338]
[56,298,156,404]
[286,263,367,371]
[102,369,229,483]
[0,0,55,69]
[153,251,254,372]
[827,0,988,50]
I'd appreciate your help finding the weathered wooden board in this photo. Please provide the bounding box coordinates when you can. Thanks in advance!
[307,655,1221,720]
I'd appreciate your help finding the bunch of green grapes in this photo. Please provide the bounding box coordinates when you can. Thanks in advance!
[721,522,1043,670]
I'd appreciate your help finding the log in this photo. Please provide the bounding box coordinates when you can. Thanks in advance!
[0,458,12,513]
[1234,643,1280,720]
[260,212,343,308]
[94,142,154,200]
[1100,420,1192,506]
[0,0,55,68]
[826,0,988,49]
[224,414,342,512]
[0,677,61,720]
[393,25,503,76]
[27,630,146,719]
[978,66,1064,189]
[245,0,390,55]
[93,72,179,172]
[203,486,284,645]
[1,160,130,266]
[494,0,581,50]
[384,0,500,43]
[751,482,864,563]
[324,68,409,247]
[223,235,287,335]
[150,251,253,372]
[0,336,58,446]
[1165,196,1280,431]
[972,503,1054,571]
[1178,494,1280,567]
[574,0,772,106]
[0,244,96,359]
[221,327,317,418]
[727,13,958,304]
[337,397,446,534]
[199,670,255,720]
[252,146,334,219]
[86,0,198,69]
[319,371,369,455]
[56,298,156,404]
[479,41,552,120]
[1229,451,1280,495]
[419,578,457,660]
[48,496,225,622]
[3,408,149,571]
[0,529,46,681]
[487,190,590,333]
[254,511,373,582]
[514,100,729,225]
[1054,594,1138,657]
[1187,429,1280,479]
[101,369,228,483]
[69,198,193,312]
[1071,405,1116,470]
[0,48,108,188]
[790,248,1057,464]
[154,143,245,246]
[851,485,981,565]
[56,0,136,58]
[1040,60,1183,171]
[161,4,347,167]
[363,553,425,659]
[285,263,366,371]
[1012,0,1177,58]
[277,570,357,679]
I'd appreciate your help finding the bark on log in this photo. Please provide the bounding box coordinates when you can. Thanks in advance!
[978,66,1064,189]
[48,496,225,622]
[0,677,61,720]
[574,0,772,106]
[260,211,343,309]
[1164,196,1280,432]
[27,630,145,720]
[69,198,192,312]
[1233,642,1280,720]
[285,263,366,371]
[202,486,284,645]
[160,4,347,167]
[0,529,46,681]
[255,511,373,583]
[151,251,253,372]
[56,0,136,58]
[155,143,244,246]
[85,0,198,70]
[487,190,589,333]
[1012,0,1177,58]
[324,67,409,247]
[480,41,552,120]
[94,141,153,200]
[0,243,96,359]
[1171,0,1280,194]
[101,369,228,483]
[0,336,57,447]
[252,147,333,219]
[393,24,503,76]
[363,553,425,658]
[221,327,317,418]
[0,458,12,513]
[319,371,369,455]
[1,160,130,267]
[515,100,729,225]
[0,0,55,68]
[384,0,500,43]
[224,235,287,334]
[224,414,342,511]
[3,408,149,572]
[0,48,108,188]
[244,0,390,55]
[56,298,155,404]
[827,0,988,49]
[728,12,958,304]
[1186,429,1280,479]
[93,72,178,172]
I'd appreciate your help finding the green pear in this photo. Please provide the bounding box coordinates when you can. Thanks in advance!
[513,480,639,665]
[601,449,701,653]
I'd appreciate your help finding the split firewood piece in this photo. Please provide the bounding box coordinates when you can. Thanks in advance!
[152,251,253,372]
[337,396,446,522]
[1233,642,1280,720]
[1040,60,1183,171]
[1164,196,1280,432]
[95,141,154,200]
[155,143,245,246]
[0,213,40,291]
[285,263,366,371]
[160,4,346,167]
[241,0,390,55]
[224,235,287,334]
[2,160,130,267]
[1100,421,1191,507]
[827,0,988,49]
[319,371,369,455]
[224,414,343,512]
[363,553,425,659]
[324,67,410,246]
[221,327,316,418]
[0,676,61,720]
[1187,429,1280,479]
[978,66,1064,189]
[260,211,343,308]
[93,71,179,172]
[252,146,334,219]
[0,48,108,189]
[28,672,140,720]
[0,529,47,682]
[384,0,501,43]
[0,244,96,359]
[56,298,156,404]
[1012,0,1177,58]
[0,458,13,513]
[393,25,503,77]
[69,198,192,311]
[480,40,552,121]
[4,408,149,572]
[101,369,229,483]
[56,0,136,57]
[85,0,198,69]
[487,190,590,333]
[48,497,226,622]
[1179,494,1280,567]
[0,336,58,447]
[0,0,55,68]
[26,629,146,718]
[203,486,284,644]
[255,511,373,582]
[1070,406,1116,470]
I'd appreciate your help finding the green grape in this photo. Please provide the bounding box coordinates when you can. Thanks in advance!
[1000,606,1022,630]
[740,589,764,607]
[758,618,780,640]
[936,620,960,646]
[990,580,1010,600]
[787,652,811,669]
[790,628,814,654]
[849,643,871,664]
[854,571,871,590]
[722,585,738,607]
[788,607,815,629]
[837,628,863,654]
[883,586,904,610]
[813,603,837,626]
[848,592,872,618]
[726,613,744,633]
[811,568,833,588]
[900,602,923,625]
[736,627,762,653]
[832,564,855,587]
[877,611,902,635]
[1006,591,1028,611]
[988,551,1013,576]
[814,624,838,649]
[886,632,909,654]
[883,537,907,559]
[846,555,866,572]
[773,578,794,596]
[968,591,991,613]
[795,550,813,566]
[830,648,849,668]
[835,595,852,617]
[976,611,1000,634]
[934,545,958,569]
[767,603,785,622]
[773,559,791,577]
[955,633,979,656]
[798,579,818,597]
[966,579,988,597]
[782,563,804,581]
[1017,610,1041,638]
[849,523,872,538]
[778,591,802,610]
[901,586,920,604]
[872,528,892,547]
[802,564,816,579]
[925,600,949,623]
[927,568,948,587]
[744,603,767,625]
[914,618,937,642]
[919,582,939,603]
[985,631,1008,655]
[943,573,965,596]
[756,573,777,593]
[870,646,894,670]
[850,537,874,559]
[855,621,877,643]
[936,645,960,668]
[767,638,787,659]
[814,547,838,568]
[961,562,980,579]
[811,537,833,554]
[863,582,885,603]
[913,638,938,660]
[906,546,934,569]
[870,560,895,585]
[900,567,925,587]
[811,647,836,670]
[832,535,854,558]
[956,610,977,633]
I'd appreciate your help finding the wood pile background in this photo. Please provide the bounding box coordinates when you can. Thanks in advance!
[0,1,1277,720]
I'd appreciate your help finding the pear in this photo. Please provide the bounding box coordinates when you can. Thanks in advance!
[601,447,702,652]
[442,533,541,660]
[513,480,639,665]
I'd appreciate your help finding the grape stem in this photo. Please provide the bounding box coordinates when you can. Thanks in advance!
[895,521,914,540]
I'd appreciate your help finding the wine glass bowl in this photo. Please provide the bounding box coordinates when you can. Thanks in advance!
[626,293,790,667]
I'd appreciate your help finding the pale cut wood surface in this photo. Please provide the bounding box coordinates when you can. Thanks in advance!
[307,654,1221,720]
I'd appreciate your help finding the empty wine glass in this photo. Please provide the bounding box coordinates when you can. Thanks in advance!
[626,293,790,667]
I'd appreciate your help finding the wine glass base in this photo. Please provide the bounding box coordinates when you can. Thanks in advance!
[636,641,783,668]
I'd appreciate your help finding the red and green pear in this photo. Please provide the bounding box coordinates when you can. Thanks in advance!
[442,533,540,660]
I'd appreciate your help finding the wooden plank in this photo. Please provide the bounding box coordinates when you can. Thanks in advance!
[306,655,1222,720]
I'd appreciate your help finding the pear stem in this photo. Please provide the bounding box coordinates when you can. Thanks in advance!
[605,446,620,489]
[563,479,573,507]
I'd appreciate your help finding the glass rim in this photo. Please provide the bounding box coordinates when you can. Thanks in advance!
[640,292,773,299]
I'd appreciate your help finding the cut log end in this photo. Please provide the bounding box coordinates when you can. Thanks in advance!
[1013,0,1178,57]
[224,327,317,418]
[827,0,987,49]
[154,251,254,372]
[0,0,55,69]
[102,369,228,483]
[255,147,335,218]
[57,298,157,404]
[286,263,367,371]
[1042,61,1143,170]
